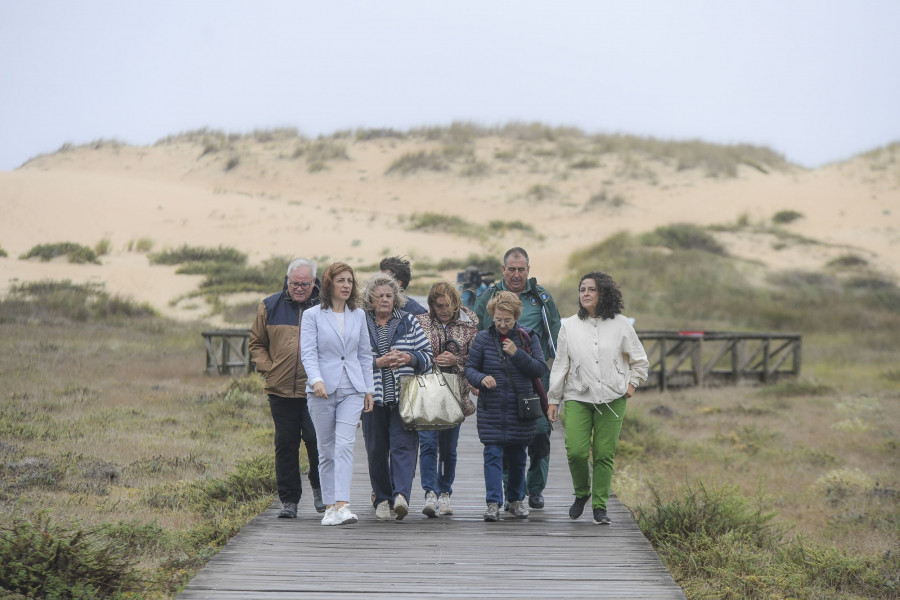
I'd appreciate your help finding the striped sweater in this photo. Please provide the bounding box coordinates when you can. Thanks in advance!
[365,308,434,405]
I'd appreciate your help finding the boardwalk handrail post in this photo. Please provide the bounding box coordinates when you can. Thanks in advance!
[693,337,703,387]
[659,337,667,392]
[201,329,253,376]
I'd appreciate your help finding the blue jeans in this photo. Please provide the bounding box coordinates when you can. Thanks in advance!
[362,404,419,506]
[419,425,461,497]
[483,443,527,505]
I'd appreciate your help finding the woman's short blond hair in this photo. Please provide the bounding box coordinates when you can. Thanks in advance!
[486,290,522,320]
[361,272,407,312]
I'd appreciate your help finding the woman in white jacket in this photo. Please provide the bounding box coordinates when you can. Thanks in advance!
[547,272,648,525]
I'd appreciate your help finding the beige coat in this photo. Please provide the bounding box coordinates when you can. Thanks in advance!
[547,314,648,405]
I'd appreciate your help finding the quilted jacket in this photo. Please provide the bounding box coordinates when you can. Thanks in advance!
[465,324,547,445]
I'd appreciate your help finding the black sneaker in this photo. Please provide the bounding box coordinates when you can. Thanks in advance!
[312,488,326,513]
[277,502,298,519]
[592,508,611,524]
[569,495,589,519]
[527,493,544,509]
[503,501,509,512]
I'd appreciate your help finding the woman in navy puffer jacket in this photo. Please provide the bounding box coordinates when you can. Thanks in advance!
[465,291,547,522]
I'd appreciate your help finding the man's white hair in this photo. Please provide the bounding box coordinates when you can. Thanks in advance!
[286,257,317,278]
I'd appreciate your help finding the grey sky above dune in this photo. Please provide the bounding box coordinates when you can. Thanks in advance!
[1,0,898,172]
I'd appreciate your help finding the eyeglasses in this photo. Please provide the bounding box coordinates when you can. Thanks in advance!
[288,280,313,290]
[493,317,515,326]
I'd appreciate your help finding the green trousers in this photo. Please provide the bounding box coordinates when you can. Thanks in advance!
[563,397,626,511]
[525,414,551,495]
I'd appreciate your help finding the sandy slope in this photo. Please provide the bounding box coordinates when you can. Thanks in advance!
[1,135,898,324]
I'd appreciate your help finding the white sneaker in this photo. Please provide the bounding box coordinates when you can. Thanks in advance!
[335,504,358,525]
[321,506,339,526]
[375,500,391,521]
[438,492,453,515]
[422,491,439,518]
[393,494,409,520]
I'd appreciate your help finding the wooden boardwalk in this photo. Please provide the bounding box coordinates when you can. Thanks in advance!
[178,414,686,599]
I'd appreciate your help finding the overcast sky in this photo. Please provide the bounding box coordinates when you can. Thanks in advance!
[1,0,898,171]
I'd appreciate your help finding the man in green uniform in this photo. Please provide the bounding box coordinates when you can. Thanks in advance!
[474,247,561,509]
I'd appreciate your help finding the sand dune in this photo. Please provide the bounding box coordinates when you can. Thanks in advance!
[1,133,898,324]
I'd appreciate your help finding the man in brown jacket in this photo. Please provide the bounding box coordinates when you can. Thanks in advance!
[249,258,325,517]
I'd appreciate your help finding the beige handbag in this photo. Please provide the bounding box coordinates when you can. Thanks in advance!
[398,370,466,431]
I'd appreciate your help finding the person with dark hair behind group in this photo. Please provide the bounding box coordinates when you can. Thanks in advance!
[547,272,648,525]
[380,255,427,316]
[249,257,326,518]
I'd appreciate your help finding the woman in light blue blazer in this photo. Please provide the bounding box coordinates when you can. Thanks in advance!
[300,262,375,526]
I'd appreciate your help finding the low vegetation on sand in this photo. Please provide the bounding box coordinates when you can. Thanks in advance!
[19,241,100,264]
[0,287,282,598]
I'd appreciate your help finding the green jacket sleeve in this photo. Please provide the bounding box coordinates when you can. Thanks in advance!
[473,286,496,331]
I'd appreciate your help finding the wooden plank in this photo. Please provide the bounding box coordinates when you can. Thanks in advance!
[177,412,686,599]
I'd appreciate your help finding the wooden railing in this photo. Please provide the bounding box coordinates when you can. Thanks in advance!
[199,328,802,389]
[201,329,253,375]
[637,331,802,391]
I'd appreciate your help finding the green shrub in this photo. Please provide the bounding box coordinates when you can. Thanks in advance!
[0,280,155,323]
[640,223,726,255]
[756,379,832,398]
[146,453,275,515]
[617,406,673,458]
[637,480,781,550]
[0,245,7,258]
[488,220,535,234]
[827,254,868,269]
[586,190,626,208]
[306,139,348,164]
[94,238,112,256]
[20,242,100,264]
[126,237,154,253]
[355,127,404,141]
[0,512,142,598]
[525,184,555,200]
[386,151,448,175]
[421,253,498,274]
[773,209,804,224]
[149,245,247,266]
[224,156,240,171]
[570,158,600,169]
[407,213,484,238]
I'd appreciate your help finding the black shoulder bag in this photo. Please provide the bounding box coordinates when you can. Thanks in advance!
[493,334,542,421]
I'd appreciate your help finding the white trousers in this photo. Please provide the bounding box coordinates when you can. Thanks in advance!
[308,387,364,505]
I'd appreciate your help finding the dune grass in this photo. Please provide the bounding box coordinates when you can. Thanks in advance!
[0,300,282,598]
[149,245,247,266]
[20,242,100,264]
[0,280,155,323]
